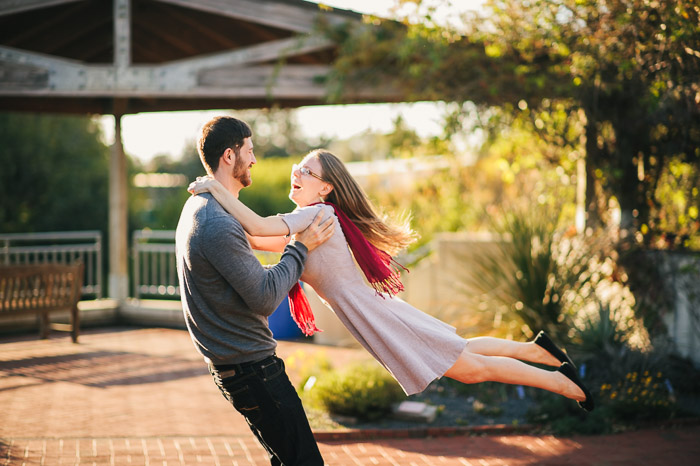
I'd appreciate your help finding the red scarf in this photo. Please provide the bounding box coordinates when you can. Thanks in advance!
[288,202,408,336]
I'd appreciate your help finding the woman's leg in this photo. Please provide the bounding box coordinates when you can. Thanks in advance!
[443,347,586,401]
[464,336,561,367]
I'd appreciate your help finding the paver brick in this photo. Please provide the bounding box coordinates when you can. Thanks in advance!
[1,327,699,465]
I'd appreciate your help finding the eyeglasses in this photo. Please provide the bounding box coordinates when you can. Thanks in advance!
[293,164,325,182]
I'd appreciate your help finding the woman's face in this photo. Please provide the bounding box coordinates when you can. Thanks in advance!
[289,155,330,207]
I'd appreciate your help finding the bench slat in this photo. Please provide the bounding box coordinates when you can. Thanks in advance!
[0,263,83,342]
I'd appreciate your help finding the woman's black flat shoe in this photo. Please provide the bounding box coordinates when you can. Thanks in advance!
[534,330,576,368]
[558,362,595,412]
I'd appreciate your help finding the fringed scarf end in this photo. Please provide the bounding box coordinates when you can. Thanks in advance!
[288,282,321,337]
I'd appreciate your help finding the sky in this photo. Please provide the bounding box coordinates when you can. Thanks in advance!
[99,0,484,163]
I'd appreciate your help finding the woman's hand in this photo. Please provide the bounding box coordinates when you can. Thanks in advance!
[188,175,216,195]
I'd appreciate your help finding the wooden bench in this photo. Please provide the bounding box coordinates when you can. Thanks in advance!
[0,262,84,342]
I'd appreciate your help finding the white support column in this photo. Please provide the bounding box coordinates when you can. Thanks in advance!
[575,155,586,234]
[108,109,129,302]
[108,0,130,302]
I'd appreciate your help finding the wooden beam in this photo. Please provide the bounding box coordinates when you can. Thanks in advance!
[114,0,130,68]
[0,61,49,89]
[0,0,82,16]
[159,33,333,71]
[0,41,400,100]
[198,64,329,97]
[0,45,93,94]
[198,64,402,101]
[154,0,353,34]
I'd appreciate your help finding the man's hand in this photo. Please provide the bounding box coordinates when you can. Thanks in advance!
[294,210,334,251]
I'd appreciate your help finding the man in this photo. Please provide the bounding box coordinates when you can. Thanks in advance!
[176,116,332,465]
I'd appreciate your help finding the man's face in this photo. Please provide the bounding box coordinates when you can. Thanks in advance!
[232,137,255,188]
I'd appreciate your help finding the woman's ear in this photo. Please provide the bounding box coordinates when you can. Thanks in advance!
[320,184,333,196]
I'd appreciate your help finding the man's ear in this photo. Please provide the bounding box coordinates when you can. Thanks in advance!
[221,148,234,166]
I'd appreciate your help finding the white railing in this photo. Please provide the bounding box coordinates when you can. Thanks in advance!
[132,230,179,299]
[0,231,103,298]
[131,229,285,300]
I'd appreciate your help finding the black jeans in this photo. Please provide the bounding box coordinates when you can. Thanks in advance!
[209,355,324,466]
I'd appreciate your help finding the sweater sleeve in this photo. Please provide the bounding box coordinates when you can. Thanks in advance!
[202,213,307,316]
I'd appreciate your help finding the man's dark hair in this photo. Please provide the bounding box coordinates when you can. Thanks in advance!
[197,116,253,174]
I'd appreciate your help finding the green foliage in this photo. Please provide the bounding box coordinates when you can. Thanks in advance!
[571,294,663,387]
[526,394,614,436]
[284,349,333,393]
[646,157,700,250]
[601,370,677,422]
[0,113,110,233]
[232,108,330,159]
[325,0,700,244]
[309,361,406,421]
[465,205,593,340]
[369,104,581,251]
[239,156,297,217]
[572,301,629,360]
[527,365,678,435]
[472,399,503,417]
[524,297,694,435]
[130,152,298,230]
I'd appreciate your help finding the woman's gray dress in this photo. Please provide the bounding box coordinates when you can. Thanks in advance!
[281,204,466,395]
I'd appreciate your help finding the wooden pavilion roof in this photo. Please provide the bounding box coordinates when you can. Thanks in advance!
[0,0,400,115]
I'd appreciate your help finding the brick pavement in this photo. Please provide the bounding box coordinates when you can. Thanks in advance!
[1,326,699,465]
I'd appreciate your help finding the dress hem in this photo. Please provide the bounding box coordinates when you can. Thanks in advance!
[401,339,468,396]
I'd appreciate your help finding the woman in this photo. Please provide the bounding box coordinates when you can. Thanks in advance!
[189,149,593,411]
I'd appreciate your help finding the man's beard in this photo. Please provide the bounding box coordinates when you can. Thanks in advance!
[233,154,252,187]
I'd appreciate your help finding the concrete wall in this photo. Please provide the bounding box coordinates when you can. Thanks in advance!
[657,251,700,367]
[398,232,505,332]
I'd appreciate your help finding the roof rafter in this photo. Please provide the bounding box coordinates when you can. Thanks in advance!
[0,0,82,16]
[0,0,400,114]
[155,0,351,34]
[0,33,334,95]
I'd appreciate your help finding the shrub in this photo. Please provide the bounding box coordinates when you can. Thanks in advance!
[465,205,596,342]
[527,366,677,435]
[310,361,406,421]
[283,349,333,392]
[239,156,296,217]
[601,370,677,422]
[526,394,614,435]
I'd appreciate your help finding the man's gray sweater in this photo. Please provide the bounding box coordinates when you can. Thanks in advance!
[175,193,307,365]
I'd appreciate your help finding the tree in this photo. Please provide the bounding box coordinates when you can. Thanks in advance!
[324,0,700,239]
[0,113,110,233]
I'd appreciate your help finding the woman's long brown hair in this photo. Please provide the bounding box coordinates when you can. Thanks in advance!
[309,149,417,256]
